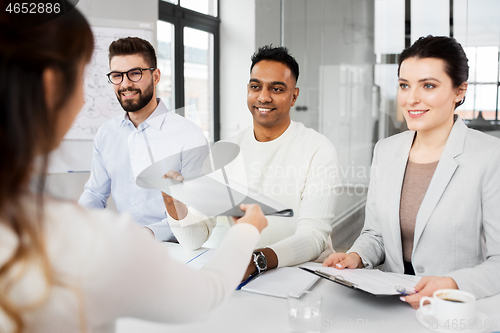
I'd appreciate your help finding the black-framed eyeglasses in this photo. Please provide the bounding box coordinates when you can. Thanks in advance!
[106,67,156,85]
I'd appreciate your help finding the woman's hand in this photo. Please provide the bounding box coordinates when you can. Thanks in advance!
[161,170,188,220]
[401,276,458,309]
[233,204,268,233]
[322,252,364,269]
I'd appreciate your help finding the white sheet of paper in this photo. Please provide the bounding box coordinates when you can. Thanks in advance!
[241,267,320,299]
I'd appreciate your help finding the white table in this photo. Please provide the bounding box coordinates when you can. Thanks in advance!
[116,244,500,333]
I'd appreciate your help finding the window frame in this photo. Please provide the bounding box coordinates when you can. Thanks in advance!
[463,47,500,123]
[158,0,221,141]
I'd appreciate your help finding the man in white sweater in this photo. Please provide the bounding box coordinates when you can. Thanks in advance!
[163,45,340,279]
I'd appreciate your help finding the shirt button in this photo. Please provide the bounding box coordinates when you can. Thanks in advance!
[415,265,425,274]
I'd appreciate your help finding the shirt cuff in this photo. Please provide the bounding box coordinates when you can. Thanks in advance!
[167,207,207,227]
[266,242,291,268]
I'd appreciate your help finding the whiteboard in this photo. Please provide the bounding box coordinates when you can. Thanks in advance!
[48,25,152,173]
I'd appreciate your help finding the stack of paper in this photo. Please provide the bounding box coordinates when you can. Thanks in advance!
[241,267,320,298]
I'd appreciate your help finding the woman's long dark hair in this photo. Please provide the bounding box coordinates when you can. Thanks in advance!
[0,5,94,332]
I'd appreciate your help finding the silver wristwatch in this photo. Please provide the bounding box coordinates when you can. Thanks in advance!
[252,251,267,274]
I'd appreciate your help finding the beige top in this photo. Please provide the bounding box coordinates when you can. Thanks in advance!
[399,160,439,262]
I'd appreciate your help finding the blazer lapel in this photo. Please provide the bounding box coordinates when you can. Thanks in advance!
[388,131,415,264]
[413,117,468,246]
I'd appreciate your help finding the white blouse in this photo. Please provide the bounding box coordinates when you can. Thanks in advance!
[0,198,259,333]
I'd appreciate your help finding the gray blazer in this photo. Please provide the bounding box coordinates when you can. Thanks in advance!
[349,116,500,298]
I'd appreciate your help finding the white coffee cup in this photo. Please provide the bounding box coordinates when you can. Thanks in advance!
[419,289,476,331]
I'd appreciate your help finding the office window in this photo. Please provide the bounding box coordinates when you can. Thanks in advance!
[454,0,500,124]
[157,21,175,112]
[158,1,220,141]
[456,46,500,121]
[180,0,217,17]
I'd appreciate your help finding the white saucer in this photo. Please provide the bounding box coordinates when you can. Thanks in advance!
[416,304,491,333]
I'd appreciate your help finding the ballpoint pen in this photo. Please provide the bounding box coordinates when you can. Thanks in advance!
[395,285,417,296]
[236,272,263,290]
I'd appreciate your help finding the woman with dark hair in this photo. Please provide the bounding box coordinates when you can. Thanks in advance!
[0,5,266,333]
[323,36,500,308]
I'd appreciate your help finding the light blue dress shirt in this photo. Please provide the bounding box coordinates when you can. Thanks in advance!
[78,99,208,241]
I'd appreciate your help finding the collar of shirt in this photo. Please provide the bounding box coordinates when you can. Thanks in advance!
[119,98,168,131]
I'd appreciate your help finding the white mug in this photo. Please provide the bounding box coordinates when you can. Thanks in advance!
[419,289,476,331]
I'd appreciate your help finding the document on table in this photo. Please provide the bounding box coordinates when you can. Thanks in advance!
[240,267,320,299]
[136,141,293,218]
[300,266,420,297]
[186,249,216,269]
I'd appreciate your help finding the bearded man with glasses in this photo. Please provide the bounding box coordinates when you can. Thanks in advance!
[79,37,208,242]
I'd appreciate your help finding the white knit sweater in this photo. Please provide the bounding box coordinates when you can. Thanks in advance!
[170,121,340,267]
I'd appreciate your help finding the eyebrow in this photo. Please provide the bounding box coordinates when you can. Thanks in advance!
[398,77,441,83]
[249,78,288,88]
[109,67,142,73]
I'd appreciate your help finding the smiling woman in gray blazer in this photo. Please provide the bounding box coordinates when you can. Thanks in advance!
[323,36,500,309]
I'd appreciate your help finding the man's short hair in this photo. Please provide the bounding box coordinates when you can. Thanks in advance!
[108,37,157,68]
[250,45,299,83]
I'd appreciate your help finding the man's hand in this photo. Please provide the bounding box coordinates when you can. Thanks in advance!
[401,276,458,309]
[161,170,188,220]
[322,252,364,269]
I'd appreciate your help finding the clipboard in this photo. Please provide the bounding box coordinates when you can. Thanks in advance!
[299,266,418,297]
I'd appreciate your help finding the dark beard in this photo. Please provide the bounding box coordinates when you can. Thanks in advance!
[116,81,154,112]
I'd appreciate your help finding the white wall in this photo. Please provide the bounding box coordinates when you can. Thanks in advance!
[255,0,281,47]
[219,0,256,139]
